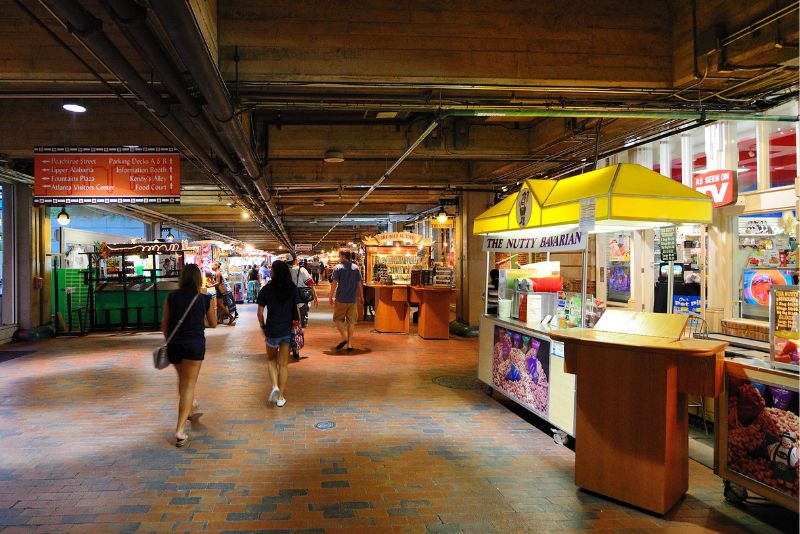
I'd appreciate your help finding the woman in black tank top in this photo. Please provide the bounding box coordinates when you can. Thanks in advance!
[161,264,218,447]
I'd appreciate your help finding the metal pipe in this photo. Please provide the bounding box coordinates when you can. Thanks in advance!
[448,108,797,122]
[103,0,239,174]
[721,1,800,48]
[42,0,289,247]
[149,1,261,179]
[314,120,439,247]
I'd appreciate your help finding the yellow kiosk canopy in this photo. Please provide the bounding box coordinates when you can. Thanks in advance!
[473,163,713,235]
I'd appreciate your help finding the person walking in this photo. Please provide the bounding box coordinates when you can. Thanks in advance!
[160,264,218,447]
[247,264,260,303]
[329,250,364,351]
[211,262,238,323]
[289,255,318,328]
[258,261,271,286]
[256,260,301,407]
[310,257,322,285]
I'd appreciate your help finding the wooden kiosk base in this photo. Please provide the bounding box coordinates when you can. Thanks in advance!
[372,285,410,333]
[410,287,454,339]
[550,311,726,515]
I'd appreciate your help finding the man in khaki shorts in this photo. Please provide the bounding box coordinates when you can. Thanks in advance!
[329,250,364,352]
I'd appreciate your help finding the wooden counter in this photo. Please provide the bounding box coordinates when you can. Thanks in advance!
[549,310,727,515]
[410,286,454,339]
[371,285,410,333]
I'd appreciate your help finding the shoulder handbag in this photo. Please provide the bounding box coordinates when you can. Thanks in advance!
[295,270,314,303]
[291,324,305,351]
[153,293,200,369]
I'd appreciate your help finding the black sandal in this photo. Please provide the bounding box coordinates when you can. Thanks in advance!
[335,341,347,350]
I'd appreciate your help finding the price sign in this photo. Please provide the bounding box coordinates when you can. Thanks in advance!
[659,226,677,262]
[770,286,799,369]
[773,288,799,332]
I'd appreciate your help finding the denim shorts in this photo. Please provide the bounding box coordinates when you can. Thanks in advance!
[266,335,292,348]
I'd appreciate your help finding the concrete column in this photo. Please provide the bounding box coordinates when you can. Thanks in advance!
[15,184,33,329]
[756,122,770,191]
[455,191,492,327]
[631,146,653,169]
[704,122,739,329]
[680,133,692,187]
[659,140,671,178]
[1,184,15,326]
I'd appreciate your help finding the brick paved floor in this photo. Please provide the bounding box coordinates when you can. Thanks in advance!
[0,284,796,533]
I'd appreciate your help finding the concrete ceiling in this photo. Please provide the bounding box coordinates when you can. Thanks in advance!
[0,0,797,250]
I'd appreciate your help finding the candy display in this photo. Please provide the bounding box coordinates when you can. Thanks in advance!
[726,379,799,498]
[492,325,550,416]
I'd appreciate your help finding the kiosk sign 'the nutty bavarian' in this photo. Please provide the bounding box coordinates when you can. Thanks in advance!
[33,146,180,204]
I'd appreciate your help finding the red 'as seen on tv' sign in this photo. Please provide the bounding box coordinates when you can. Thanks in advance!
[692,169,737,208]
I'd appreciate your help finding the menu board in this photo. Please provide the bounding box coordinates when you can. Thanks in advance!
[770,286,799,369]
[34,147,180,204]
[659,226,677,262]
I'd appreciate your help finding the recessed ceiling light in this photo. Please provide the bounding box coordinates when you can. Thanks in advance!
[62,99,86,113]
[323,150,345,163]
[313,199,325,207]
[123,144,139,149]
[581,158,587,162]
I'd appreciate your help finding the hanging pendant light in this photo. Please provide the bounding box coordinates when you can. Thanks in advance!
[56,207,71,226]
[436,206,448,224]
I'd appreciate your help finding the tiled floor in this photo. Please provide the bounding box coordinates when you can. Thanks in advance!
[0,284,796,533]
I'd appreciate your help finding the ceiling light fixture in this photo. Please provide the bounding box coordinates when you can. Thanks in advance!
[313,199,325,207]
[436,206,448,225]
[62,98,86,113]
[323,150,345,163]
[242,211,250,219]
[56,207,71,226]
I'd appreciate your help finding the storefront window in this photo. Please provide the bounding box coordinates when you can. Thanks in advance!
[768,122,797,189]
[734,211,798,320]
[736,121,757,193]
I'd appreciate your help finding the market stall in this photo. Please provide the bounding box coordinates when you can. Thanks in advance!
[714,284,798,511]
[473,163,715,440]
[363,232,431,286]
[83,241,185,330]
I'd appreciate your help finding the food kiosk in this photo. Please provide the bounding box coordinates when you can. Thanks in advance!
[84,241,185,330]
[362,232,455,337]
[714,284,799,511]
[474,163,726,513]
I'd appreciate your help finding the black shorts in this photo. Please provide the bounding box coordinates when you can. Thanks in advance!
[167,340,205,364]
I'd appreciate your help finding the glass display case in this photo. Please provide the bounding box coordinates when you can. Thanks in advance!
[735,211,798,320]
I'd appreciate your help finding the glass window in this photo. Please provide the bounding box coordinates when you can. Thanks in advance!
[769,122,797,189]
[737,121,757,193]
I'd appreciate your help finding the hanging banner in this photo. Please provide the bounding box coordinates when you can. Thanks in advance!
[294,244,313,252]
[483,229,587,254]
[579,197,596,233]
[692,169,737,208]
[34,146,180,204]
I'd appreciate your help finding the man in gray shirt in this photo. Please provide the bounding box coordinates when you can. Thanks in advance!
[329,250,364,352]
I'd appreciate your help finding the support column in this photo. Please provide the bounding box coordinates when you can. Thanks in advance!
[659,140,671,178]
[631,146,654,169]
[756,122,770,191]
[680,133,693,187]
[15,184,33,329]
[455,191,492,327]
[705,122,739,330]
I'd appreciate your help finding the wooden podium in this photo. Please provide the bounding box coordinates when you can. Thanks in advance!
[549,310,726,514]
[410,287,454,339]
[372,285,410,333]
